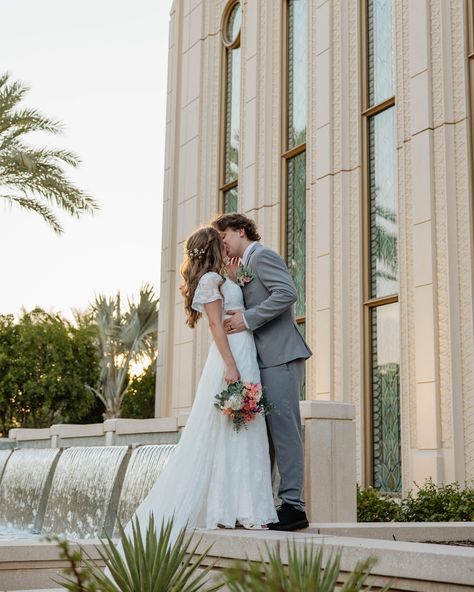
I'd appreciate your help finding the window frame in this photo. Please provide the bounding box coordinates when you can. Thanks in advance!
[361,0,400,490]
[219,0,242,212]
[281,0,307,329]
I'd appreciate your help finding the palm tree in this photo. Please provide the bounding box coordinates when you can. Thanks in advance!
[87,285,159,419]
[0,72,98,233]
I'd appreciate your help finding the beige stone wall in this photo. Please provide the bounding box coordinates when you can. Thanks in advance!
[156,0,474,491]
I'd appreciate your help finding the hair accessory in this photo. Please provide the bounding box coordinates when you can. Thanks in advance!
[187,247,206,260]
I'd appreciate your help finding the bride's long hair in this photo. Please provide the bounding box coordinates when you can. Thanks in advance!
[179,226,226,328]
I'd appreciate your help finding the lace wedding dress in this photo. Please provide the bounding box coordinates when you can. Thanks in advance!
[122,272,277,540]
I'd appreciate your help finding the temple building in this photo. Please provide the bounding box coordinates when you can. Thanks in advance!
[155,0,474,494]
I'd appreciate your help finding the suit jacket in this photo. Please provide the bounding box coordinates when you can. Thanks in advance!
[242,243,312,368]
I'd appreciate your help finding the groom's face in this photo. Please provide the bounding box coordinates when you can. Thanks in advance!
[220,227,245,258]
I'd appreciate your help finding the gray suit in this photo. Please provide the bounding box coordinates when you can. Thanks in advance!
[242,243,312,511]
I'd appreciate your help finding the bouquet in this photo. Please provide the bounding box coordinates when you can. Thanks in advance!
[214,380,271,432]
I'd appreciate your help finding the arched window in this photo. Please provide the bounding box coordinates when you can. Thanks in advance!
[282,0,307,346]
[362,0,401,493]
[220,1,241,213]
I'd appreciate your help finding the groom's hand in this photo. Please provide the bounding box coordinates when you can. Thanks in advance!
[224,310,246,334]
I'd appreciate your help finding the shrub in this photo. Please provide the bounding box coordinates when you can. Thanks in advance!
[357,485,401,522]
[399,479,474,522]
[357,480,474,522]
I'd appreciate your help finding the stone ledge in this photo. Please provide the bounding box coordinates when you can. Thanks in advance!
[192,529,474,590]
[113,417,178,435]
[0,540,104,591]
[300,400,356,421]
[309,522,474,542]
[8,428,51,441]
[49,423,104,438]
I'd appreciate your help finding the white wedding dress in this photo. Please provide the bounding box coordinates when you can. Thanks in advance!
[122,272,277,541]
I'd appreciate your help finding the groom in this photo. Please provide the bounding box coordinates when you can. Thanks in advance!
[212,213,312,531]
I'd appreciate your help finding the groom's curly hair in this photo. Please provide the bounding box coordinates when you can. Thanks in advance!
[211,213,261,242]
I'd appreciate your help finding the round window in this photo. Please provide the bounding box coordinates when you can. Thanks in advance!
[222,2,241,48]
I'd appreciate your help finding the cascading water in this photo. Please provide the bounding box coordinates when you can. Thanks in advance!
[41,446,128,539]
[0,449,12,480]
[0,448,60,532]
[114,444,175,535]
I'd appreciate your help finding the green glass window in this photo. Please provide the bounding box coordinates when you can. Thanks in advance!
[223,187,238,213]
[285,0,307,400]
[368,107,398,298]
[287,0,307,149]
[221,2,241,212]
[365,0,400,493]
[224,44,240,184]
[287,151,306,319]
[367,0,394,106]
[370,303,401,492]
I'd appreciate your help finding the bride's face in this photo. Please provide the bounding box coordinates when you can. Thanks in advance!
[220,228,244,258]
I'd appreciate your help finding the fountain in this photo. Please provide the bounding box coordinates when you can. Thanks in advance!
[0,448,60,533]
[0,444,175,539]
[114,444,175,535]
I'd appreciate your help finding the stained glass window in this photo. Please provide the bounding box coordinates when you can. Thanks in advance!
[287,152,306,319]
[223,187,238,213]
[371,304,401,492]
[367,0,394,106]
[224,44,240,184]
[365,0,400,493]
[221,1,241,212]
[285,0,307,399]
[368,108,398,298]
[287,0,307,149]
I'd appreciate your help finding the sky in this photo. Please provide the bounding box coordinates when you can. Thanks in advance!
[0,0,174,320]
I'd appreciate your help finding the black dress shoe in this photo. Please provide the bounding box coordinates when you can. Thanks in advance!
[268,502,309,531]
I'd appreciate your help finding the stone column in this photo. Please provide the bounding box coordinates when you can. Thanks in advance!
[300,400,357,522]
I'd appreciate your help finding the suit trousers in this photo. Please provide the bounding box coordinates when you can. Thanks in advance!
[260,358,305,511]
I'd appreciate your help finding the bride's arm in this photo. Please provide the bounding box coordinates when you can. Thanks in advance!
[204,299,240,384]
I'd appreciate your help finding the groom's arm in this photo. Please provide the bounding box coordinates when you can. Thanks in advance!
[244,249,297,331]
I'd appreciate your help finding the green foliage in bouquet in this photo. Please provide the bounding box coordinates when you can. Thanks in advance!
[53,515,222,592]
[221,541,390,592]
[214,380,271,432]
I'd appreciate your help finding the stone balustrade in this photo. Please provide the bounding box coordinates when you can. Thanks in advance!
[4,400,358,523]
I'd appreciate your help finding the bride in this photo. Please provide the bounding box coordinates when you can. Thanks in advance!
[121,225,277,538]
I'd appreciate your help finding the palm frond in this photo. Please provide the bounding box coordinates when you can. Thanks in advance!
[1,193,62,233]
[0,71,99,233]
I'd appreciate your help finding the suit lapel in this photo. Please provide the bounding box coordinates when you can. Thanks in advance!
[245,243,260,268]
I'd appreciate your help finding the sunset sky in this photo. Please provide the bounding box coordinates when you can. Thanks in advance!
[0,0,174,319]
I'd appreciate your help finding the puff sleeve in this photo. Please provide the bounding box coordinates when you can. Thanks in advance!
[191,272,224,313]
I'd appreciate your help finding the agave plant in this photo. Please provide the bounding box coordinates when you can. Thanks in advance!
[54,515,222,592]
[87,284,159,418]
[221,541,391,592]
[0,72,98,233]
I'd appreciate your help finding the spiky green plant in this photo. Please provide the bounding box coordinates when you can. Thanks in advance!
[0,72,98,233]
[87,284,158,418]
[54,515,222,592]
[221,541,391,592]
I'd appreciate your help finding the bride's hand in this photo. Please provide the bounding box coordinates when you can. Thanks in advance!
[225,363,240,384]
[226,257,240,282]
